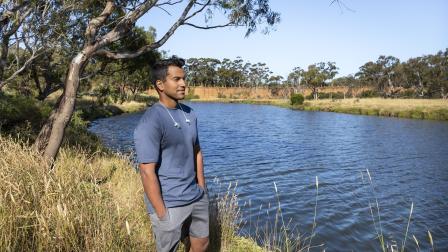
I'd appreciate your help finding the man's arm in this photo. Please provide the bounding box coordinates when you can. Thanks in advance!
[139,163,166,218]
[195,145,206,190]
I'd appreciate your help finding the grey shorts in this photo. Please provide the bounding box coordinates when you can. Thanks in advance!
[149,193,209,252]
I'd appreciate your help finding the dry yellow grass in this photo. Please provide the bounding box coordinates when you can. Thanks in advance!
[0,136,264,251]
[0,136,153,251]
[302,98,448,120]
[306,98,448,111]
[114,100,148,113]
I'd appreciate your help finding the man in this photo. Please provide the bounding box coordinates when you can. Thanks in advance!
[134,56,209,252]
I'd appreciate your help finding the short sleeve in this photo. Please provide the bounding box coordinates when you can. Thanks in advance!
[134,110,162,164]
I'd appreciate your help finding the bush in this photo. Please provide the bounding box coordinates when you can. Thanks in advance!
[0,94,51,138]
[184,88,200,100]
[290,93,304,105]
[317,92,329,99]
[360,90,379,98]
[133,94,158,104]
[217,92,227,99]
[331,92,345,99]
[305,94,314,100]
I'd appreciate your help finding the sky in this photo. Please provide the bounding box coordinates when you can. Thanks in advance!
[137,0,448,78]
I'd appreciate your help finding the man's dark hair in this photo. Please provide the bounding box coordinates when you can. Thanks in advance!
[152,56,185,85]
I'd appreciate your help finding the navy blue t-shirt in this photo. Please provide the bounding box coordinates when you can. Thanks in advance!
[134,102,203,213]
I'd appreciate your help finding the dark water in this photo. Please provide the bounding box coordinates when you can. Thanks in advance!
[88,102,448,251]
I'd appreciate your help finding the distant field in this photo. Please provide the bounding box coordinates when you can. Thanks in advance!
[305,98,448,111]
[301,98,448,120]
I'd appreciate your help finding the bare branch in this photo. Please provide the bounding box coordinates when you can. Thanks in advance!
[95,0,196,59]
[3,5,32,37]
[183,22,235,29]
[155,0,183,7]
[184,0,211,21]
[0,48,43,89]
[155,6,173,16]
[94,0,159,48]
[142,0,196,49]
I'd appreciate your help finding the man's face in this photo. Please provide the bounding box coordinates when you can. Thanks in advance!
[157,66,186,100]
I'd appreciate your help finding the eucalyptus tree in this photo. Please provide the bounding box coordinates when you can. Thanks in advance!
[267,75,283,86]
[185,58,200,86]
[376,55,400,96]
[0,0,44,91]
[402,57,429,96]
[302,64,324,100]
[32,0,280,162]
[426,49,448,98]
[287,66,304,89]
[186,57,220,86]
[356,61,382,88]
[248,62,271,88]
[301,62,337,99]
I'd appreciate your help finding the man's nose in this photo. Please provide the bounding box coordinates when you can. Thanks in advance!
[179,79,186,87]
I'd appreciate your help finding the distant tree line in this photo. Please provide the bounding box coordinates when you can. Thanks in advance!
[186,49,448,99]
[352,50,448,98]
[186,57,284,88]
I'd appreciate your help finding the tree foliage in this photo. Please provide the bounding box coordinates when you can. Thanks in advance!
[186,57,275,88]
[354,50,448,98]
[0,0,281,162]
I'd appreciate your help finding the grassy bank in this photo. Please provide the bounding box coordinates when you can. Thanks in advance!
[0,94,263,251]
[189,98,290,108]
[300,98,448,120]
[0,136,263,251]
[189,97,448,121]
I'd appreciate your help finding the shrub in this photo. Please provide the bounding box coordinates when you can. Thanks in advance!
[133,94,158,104]
[318,92,330,99]
[360,90,379,98]
[331,92,345,99]
[290,93,304,105]
[305,94,314,100]
[217,92,227,99]
[0,94,50,138]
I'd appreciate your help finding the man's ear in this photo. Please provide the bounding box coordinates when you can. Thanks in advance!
[156,80,164,91]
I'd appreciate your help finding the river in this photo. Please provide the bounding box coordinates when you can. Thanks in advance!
[88,102,448,251]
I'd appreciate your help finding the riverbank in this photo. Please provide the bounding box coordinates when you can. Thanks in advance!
[300,98,448,120]
[0,94,264,251]
[189,97,448,121]
[0,136,264,251]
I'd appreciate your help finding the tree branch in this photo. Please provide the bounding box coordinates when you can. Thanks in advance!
[3,5,32,37]
[183,21,235,29]
[0,48,43,89]
[95,0,196,59]
[155,0,183,7]
[184,0,211,21]
[94,0,159,49]
[85,0,115,45]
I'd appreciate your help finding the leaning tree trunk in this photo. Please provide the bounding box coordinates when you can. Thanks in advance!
[0,36,10,91]
[33,49,91,162]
